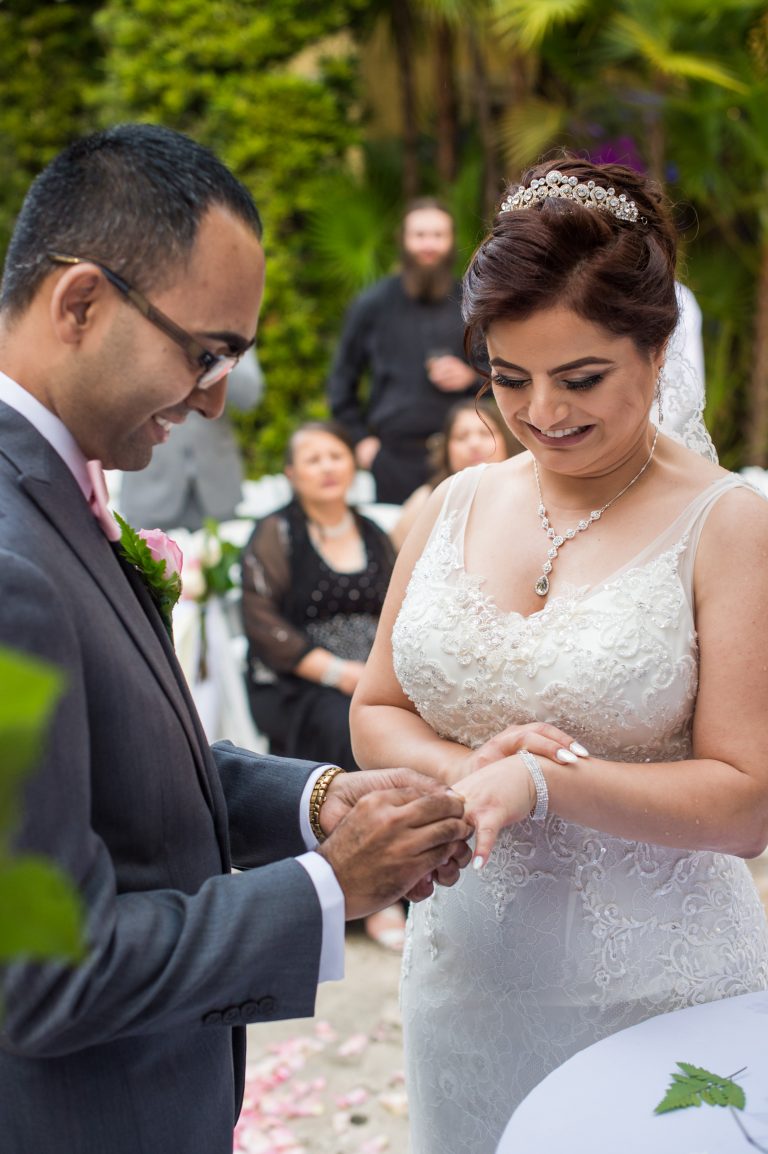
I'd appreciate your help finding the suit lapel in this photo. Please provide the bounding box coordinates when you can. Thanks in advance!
[0,406,227,842]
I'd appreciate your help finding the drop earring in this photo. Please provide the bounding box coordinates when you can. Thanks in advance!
[655,369,664,425]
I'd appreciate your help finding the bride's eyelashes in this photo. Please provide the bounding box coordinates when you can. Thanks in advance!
[564,373,604,391]
[490,372,605,391]
[490,373,528,390]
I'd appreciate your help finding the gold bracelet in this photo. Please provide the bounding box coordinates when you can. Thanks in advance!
[309,765,345,843]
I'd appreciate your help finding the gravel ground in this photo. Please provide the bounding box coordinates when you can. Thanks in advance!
[238,924,408,1154]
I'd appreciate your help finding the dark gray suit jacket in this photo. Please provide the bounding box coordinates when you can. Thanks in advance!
[0,403,325,1154]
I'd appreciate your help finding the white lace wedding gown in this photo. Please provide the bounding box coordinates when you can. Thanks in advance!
[393,464,768,1154]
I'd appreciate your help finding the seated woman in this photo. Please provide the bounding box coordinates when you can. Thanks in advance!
[391,398,520,550]
[241,420,403,950]
[242,419,395,768]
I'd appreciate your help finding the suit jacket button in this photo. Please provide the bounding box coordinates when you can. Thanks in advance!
[202,1011,222,1026]
[258,996,276,1013]
[241,1001,259,1017]
[222,1006,241,1024]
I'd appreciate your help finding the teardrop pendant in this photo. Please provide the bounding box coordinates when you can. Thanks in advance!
[534,574,550,597]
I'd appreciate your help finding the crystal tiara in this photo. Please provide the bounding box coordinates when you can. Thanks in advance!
[500,169,639,223]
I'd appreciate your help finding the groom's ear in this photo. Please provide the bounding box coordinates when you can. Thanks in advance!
[49,264,114,345]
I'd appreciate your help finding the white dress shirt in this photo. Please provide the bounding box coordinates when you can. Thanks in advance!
[0,369,344,980]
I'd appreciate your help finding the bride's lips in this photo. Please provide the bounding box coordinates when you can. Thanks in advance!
[527,422,594,447]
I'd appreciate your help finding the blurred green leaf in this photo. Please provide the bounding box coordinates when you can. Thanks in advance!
[0,857,85,963]
[0,648,63,839]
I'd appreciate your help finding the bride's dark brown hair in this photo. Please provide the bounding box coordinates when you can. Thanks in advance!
[463,156,679,366]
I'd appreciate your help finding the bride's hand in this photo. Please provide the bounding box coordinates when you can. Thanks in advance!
[462,722,588,775]
[452,754,544,867]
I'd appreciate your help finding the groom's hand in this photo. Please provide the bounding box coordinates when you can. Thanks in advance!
[318,767,449,836]
[321,768,472,901]
[316,773,473,921]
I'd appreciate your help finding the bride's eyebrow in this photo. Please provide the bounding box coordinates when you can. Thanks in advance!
[490,355,615,375]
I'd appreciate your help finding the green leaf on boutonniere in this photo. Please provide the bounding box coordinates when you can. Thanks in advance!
[654,1062,746,1114]
[114,513,182,642]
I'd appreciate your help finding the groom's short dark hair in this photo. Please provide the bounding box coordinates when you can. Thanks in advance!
[0,123,263,317]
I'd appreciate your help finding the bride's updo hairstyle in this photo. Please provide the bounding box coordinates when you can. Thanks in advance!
[463,156,679,363]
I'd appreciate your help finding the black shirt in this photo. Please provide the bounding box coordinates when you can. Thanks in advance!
[327,275,476,446]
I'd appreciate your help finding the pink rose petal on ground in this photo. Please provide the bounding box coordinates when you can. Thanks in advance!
[290,1100,325,1118]
[336,1086,370,1109]
[332,1110,352,1134]
[359,1137,390,1153]
[337,1033,369,1058]
[377,1089,409,1117]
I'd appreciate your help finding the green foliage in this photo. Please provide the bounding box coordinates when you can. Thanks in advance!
[0,647,84,967]
[199,521,242,600]
[654,1062,746,1113]
[491,0,768,465]
[0,647,62,837]
[0,857,85,964]
[1,0,766,468]
[92,0,370,475]
[0,1,103,268]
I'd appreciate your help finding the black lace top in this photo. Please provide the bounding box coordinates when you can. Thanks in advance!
[241,500,395,683]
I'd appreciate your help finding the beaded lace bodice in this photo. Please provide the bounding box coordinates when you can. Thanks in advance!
[394,465,768,1154]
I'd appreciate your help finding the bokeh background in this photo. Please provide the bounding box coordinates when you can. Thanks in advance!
[2,0,766,472]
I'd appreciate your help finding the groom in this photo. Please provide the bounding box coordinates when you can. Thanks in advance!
[0,124,471,1154]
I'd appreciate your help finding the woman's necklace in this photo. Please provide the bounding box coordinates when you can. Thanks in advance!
[532,427,659,598]
[308,510,354,541]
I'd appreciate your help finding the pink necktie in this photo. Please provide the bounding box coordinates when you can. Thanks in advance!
[86,459,122,542]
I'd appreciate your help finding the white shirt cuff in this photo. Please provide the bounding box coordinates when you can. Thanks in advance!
[295,851,345,982]
[296,766,345,982]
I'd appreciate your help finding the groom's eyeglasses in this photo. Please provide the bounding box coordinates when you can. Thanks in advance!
[47,252,253,390]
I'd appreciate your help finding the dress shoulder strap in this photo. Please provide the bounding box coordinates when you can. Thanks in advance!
[672,474,754,605]
[423,464,486,554]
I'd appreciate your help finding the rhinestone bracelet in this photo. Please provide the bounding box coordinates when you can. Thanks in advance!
[519,749,549,822]
[309,765,346,843]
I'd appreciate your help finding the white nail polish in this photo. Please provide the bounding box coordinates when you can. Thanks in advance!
[556,748,578,764]
[473,856,485,871]
[570,742,589,758]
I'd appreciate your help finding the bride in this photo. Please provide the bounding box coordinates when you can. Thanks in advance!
[351,158,768,1153]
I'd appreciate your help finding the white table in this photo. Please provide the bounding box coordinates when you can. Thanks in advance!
[497,990,768,1154]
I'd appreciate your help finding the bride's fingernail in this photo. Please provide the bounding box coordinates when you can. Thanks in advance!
[570,742,589,758]
[473,856,485,871]
[556,748,578,764]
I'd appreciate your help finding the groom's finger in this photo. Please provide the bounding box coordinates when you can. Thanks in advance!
[391,788,467,826]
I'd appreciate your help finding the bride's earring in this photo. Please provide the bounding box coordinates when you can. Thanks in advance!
[655,369,664,426]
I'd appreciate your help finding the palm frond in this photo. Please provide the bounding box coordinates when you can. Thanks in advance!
[412,0,488,26]
[607,14,748,91]
[306,176,399,295]
[497,98,568,171]
[492,0,591,51]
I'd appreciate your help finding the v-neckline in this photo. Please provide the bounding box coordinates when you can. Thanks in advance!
[456,471,738,623]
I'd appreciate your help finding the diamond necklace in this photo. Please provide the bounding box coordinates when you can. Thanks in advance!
[532,426,659,598]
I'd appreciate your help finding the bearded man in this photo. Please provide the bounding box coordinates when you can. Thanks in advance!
[327,199,478,504]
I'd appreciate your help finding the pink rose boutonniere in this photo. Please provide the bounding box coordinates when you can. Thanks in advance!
[115,514,183,642]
